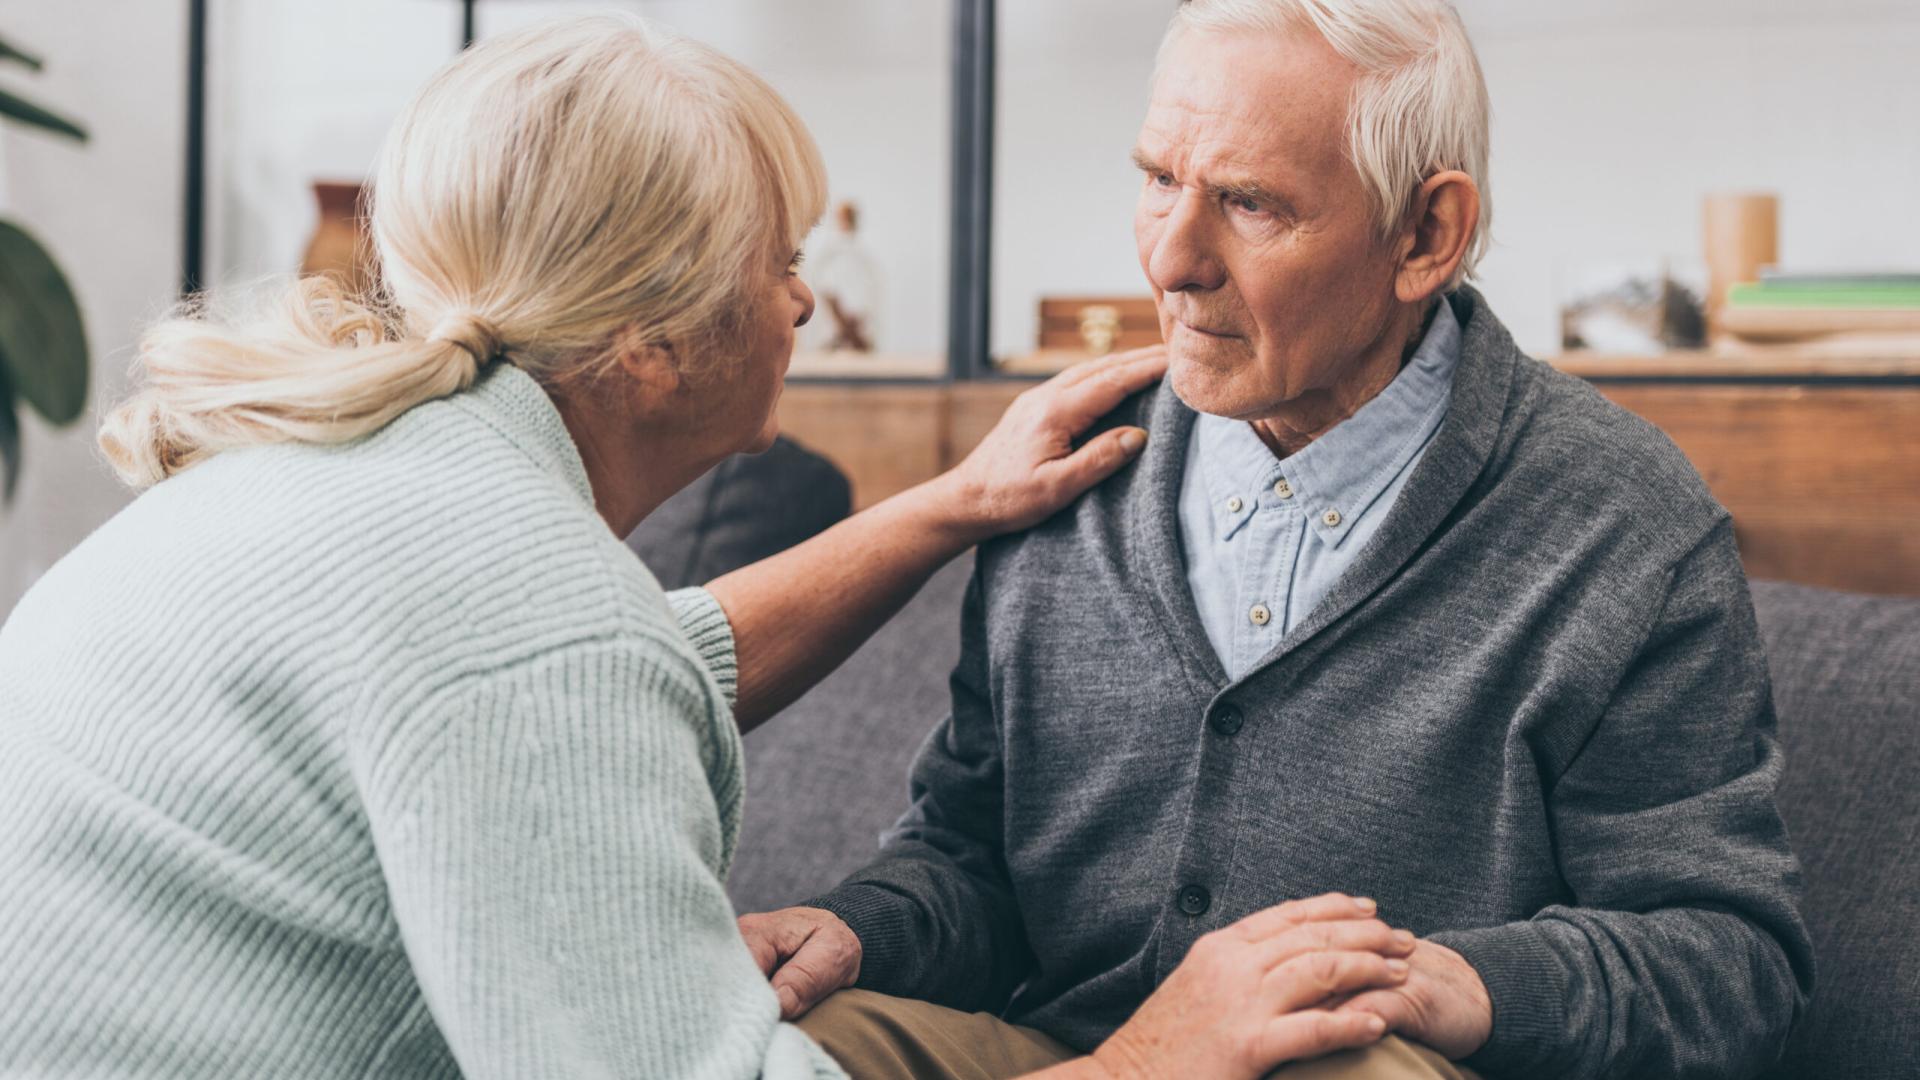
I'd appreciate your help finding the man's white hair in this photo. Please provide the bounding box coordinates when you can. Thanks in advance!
[1161,0,1492,286]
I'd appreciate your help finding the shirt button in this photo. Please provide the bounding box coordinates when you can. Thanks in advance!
[1322,508,1342,527]
[1225,495,1244,514]
[1211,706,1243,736]
[1178,884,1211,916]
[1249,603,1271,627]
[1274,479,1294,499]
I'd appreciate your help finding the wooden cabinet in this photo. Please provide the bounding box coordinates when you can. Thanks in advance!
[775,384,959,507]
[776,381,1027,508]
[778,354,1920,596]
[1559,352,1920,596]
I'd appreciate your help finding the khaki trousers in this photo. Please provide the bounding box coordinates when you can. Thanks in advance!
[800,989,1482,1080]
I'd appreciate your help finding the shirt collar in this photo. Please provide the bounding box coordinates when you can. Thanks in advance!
[1193,298,1462,548]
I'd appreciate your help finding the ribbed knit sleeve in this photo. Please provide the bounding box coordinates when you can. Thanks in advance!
[668,586,738,708]
[1431,519,1811,1079]
[360,636,840,1080]
[0,365,831,1078]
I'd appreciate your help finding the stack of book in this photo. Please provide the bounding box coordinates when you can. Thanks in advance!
[1719,271,1920,355]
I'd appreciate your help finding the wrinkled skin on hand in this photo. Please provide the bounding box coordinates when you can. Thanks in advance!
[737,906,862,1020]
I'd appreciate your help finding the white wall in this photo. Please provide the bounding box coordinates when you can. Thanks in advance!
[209,1,951,357]
[989,0,1920,359]
[1467,4,1920,352]
[206,1,456,285]
[0,1,184,616]
[991,0,1168,359]
[6,0,1918,617]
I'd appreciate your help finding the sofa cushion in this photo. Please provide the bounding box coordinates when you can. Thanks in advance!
[626,436,852,590]
[1752,581,1920,1080]
[728,555,972,915]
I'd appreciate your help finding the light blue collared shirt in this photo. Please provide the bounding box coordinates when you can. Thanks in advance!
[1176,300,1462,680]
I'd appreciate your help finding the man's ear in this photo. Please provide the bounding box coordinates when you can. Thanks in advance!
[1394,170,1480,303]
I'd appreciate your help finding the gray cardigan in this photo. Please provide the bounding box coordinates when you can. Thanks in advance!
[813,289,1813,1080]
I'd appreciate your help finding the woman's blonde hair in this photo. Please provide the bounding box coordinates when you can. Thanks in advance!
[101,14,827,487]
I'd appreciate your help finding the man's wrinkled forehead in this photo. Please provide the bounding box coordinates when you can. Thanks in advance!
[1139,25,1354,184]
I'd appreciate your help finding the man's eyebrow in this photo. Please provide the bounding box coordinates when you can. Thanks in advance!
[1131,148,1295,214]
[1211,177,1289,209]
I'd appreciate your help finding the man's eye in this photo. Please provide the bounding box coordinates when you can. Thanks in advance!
[1154,173,1176,188]
[1230,195,1263,215]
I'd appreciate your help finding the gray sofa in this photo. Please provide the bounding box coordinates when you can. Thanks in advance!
[632,443,1919,1080]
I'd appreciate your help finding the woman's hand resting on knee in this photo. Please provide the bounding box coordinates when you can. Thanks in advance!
[1035,893,1416,1080]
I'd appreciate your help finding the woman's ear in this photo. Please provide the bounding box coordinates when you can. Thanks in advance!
[1394,170,1480,303]
[609,324,684,411]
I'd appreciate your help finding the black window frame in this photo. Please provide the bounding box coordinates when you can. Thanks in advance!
[182,0,1009,382]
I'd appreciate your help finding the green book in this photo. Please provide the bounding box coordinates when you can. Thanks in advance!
[1759,270,1920,288]
[1728,282,1920,308]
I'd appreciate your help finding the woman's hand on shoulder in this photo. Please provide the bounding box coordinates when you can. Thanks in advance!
[931,346,1166,544]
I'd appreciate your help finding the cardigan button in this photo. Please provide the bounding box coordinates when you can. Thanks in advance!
[1178,884,1212,916]
[1211,707,1244,736]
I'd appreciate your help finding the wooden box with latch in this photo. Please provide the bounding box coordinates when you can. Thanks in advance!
[1001,295,1163,374]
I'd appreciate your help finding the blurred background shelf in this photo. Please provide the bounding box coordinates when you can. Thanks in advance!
[785,350,946,381]
[1000,345,1920,381]
[779,349,1920,595]
[996,349,1095,377]
[1555,346,1920,380]
[1557,358,1920,596]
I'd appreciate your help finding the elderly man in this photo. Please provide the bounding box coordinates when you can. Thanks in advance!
[742,1,1812,1077]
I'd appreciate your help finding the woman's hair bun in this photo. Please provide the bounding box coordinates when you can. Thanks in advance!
[427,313,504,366]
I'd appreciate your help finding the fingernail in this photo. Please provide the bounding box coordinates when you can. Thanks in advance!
[1387,959,1410,977]
[1119,428,1147,453]
[1354,897,1377,914]
[1366,1015,1387,1035]
[1393,930,1415,948]
[776,987,798,1015]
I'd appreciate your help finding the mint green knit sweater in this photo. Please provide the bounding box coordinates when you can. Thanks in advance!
[0,365,845,1079]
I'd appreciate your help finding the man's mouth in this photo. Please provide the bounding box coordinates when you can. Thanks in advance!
[1177,319,1239,339]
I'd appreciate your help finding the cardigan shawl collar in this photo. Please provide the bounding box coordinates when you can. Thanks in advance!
[1131,288,1517,697]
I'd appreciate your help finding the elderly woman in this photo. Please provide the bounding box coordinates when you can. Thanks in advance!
[0,15,1414,1080]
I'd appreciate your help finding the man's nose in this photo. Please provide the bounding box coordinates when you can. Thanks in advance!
[1146,192,1227,294]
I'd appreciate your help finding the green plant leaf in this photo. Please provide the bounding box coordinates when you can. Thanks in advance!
[0,35,45,71]
[0,220,88,424]
[0,362,20,504]
[0,85,85,141]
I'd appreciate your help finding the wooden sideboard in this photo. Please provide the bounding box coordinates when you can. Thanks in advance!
[777,352,1920,596]
[1554,352,1920,596]
[775,380,1024,508]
